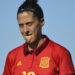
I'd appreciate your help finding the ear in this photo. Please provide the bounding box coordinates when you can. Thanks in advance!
[40,18,45,27]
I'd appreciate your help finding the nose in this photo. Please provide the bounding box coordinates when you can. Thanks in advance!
[23,24,29,33]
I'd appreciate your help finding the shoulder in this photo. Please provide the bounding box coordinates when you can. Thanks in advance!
[48,40,71,64]
[49,40,70,56]
[7,43,25,60]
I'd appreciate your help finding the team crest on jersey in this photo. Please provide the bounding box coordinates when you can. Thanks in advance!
[17,61,22,66]
[40,57,50,68]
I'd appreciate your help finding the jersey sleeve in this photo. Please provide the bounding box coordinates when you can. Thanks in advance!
[59,50,75,75]
[3,54,12,75]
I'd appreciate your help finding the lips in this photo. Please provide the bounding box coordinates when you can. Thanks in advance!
[27,34,32,36]
[25,34,32,37]
[24,34,32,38]
[22,33,33,42]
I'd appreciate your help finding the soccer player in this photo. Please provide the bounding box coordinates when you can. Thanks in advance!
[3,0,75,75]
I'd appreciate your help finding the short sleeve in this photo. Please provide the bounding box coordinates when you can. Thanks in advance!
[3,55,12,75]
[59,50,75,75]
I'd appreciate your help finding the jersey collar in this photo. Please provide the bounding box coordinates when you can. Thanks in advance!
[24,35,50,56]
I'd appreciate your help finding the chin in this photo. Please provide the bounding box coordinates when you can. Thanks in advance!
[25,40,33,44]
[24,37,37,44]
[27,40,36,44]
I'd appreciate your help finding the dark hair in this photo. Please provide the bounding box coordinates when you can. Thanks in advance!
[17,0,44,20]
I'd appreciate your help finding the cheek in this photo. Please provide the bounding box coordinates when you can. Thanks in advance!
[19,27,24,34]
[32,26,41,36]
[35,25,41,32]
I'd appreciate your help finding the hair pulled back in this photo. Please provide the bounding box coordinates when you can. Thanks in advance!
[17,0,44,20]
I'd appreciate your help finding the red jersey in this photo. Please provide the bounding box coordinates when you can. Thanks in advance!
[3,36,75,75]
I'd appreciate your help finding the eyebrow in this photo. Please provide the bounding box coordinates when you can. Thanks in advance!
[19,21,34,25]
[19,24,23,26]
[26,22,33,25]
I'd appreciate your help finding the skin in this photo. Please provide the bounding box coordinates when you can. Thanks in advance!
[17,11,45,51]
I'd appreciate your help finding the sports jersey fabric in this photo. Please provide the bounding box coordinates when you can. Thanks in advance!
[3,35,75,75]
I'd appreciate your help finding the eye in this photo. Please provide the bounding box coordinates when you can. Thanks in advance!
[19,24,24,27]
[26,22,32,26]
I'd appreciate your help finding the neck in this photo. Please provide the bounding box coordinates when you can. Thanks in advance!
[27,35,45,51]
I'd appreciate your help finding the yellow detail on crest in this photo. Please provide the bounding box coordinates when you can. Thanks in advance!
[40,57,50,68]
[17,61,22,66]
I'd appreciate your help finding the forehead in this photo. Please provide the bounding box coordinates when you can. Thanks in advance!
[18,11,34,18]
[18,12,35,22]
